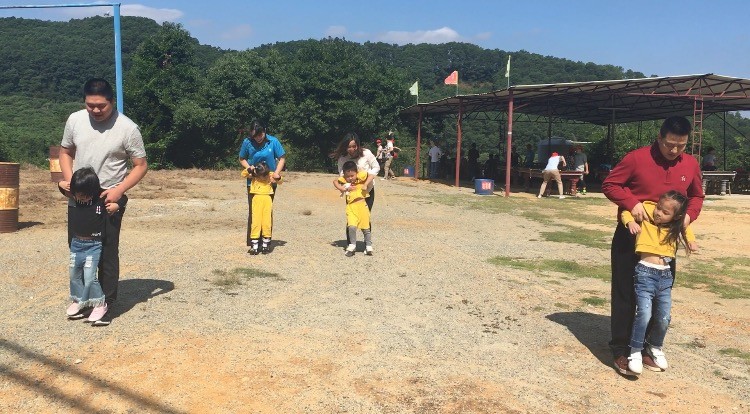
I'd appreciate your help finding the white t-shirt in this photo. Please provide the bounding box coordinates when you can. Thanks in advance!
[428,146,442,162]
[543,155,563,171]
[61,109,147,189]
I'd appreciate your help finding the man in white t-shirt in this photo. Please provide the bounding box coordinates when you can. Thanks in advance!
[428,140,443,179]
[58,78,148,325]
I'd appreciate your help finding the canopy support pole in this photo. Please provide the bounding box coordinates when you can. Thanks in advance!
[415,107,423,179]
[454,99,464,187]
[504,89,515,197]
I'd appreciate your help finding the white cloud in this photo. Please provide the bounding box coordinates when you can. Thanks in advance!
[221,24,253,41]
[325,25,347,37]
[475,32,492,41]
[121,4,183,23]
[378,27,461,45]
[53,2,183,23]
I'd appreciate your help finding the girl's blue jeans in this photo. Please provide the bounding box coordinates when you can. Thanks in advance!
[629,262,673,350]
[69,238,105,307]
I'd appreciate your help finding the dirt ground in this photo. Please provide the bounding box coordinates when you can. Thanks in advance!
[1,166,749,413]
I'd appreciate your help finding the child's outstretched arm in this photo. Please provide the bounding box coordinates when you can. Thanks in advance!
[621,210,641,235]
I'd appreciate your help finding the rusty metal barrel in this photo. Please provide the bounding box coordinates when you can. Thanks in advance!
[0,162,20,233]
[49,145,63,182]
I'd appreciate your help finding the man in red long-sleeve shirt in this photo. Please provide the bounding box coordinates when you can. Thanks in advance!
[602,116,704,376]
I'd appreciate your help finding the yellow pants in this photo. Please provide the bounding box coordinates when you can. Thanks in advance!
[346,200,370,230]
[250,194,272,239]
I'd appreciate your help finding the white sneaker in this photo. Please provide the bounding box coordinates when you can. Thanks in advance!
[537,195,542,198]
[647,346,669,370]
[627,352,643,374]
[365,246,373,256]
[559,195,566,199]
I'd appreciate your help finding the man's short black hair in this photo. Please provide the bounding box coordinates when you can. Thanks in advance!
[659,116,692,138]
[83,78,114,101]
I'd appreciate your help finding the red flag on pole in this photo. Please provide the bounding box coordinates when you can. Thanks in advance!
[444,70,458,85]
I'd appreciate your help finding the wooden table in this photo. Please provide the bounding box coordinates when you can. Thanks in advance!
[516,168,583,195]
[702,171,736,196]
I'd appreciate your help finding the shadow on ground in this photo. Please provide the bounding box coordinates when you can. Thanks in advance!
[109,278,175,321]
[546,311,611,367]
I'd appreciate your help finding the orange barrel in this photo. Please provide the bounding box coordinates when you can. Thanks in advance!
[49,145,63,182]
[0,162,20,233]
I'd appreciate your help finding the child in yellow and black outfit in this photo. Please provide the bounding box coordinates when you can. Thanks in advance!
[621,190,698,375]
[333,160,374,256]
[242,161,277,254]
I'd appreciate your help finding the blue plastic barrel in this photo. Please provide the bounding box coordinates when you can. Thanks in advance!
[403,166,415,177]
[475,178,494,195]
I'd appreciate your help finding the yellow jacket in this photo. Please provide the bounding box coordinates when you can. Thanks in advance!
[241,169,279,195]
[621,201,695,258]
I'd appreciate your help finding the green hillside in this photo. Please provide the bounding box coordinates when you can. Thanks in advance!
[1,16,748,172]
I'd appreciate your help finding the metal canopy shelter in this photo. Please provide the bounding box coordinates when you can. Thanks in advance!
[400,74,750,196]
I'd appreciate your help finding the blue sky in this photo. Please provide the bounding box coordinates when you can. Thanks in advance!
[1,0,749,79]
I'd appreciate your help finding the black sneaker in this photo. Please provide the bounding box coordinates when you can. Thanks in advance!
[261,245,270,254]
[68,308,90,320]
[345,250,355,257]
[248,246,259,255]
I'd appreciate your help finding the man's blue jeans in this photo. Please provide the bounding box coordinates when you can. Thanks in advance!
[69,238,105,307]
[629,262,673,350]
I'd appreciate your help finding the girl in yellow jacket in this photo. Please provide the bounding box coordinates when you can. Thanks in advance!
[621,190,698,375]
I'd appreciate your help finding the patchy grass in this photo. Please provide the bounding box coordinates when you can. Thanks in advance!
[718,348,750,364]
[540,229,612,249]
[211,267,282,288]
[487,257,610,281]
[679,258,750,299]
[581,296,607,307]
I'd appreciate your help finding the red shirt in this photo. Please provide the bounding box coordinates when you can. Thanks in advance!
[602,142,704,222]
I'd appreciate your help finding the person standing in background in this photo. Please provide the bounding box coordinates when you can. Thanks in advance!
[537,152,566,199]
[428,140,443,179]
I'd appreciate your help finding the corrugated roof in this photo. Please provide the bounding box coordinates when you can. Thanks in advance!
[400,74,750,125]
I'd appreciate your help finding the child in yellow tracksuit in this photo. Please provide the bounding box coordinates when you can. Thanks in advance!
[333,160,374,257]
[241,161,277,254]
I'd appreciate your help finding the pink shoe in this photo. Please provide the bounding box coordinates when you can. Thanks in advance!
[88,303,108,322]
[66,302,81,317]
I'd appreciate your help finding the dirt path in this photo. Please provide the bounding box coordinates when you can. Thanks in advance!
[1,167,748,413]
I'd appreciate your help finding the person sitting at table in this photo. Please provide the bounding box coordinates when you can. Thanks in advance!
[701,147,717,171]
